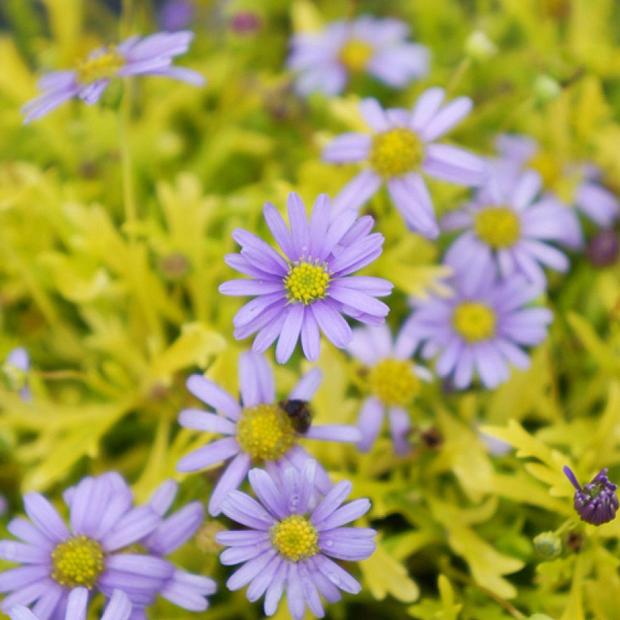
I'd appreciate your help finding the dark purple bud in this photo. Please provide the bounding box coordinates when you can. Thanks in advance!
[159,0,194,32]
[230,11,262,35]
[586,229,619,268]
[563,466,619,526]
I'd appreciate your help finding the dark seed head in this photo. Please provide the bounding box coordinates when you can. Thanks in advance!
[586,229,619,268]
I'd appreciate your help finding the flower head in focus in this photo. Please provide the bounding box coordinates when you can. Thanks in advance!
[9,589,131,620]
[288,16,429,96]
[496,134,620,228]
[177,351,361,515]
[347,324,432,453]
[442,169,582,287]
[216,460,375,620]
[219,193,392,363]
[563,466,619,526]
[404,264,552,389]
[0,472,214,618]
[23,31,204,123]
[322,92,486,238]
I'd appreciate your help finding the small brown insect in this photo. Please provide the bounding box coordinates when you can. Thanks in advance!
[279,399,313,434]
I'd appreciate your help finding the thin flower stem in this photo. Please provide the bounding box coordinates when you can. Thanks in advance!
[120,0,137,237]
[446,57,472,95]
[442,564,526,619]
[119,92,137,237]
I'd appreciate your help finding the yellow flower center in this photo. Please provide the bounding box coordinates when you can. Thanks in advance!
[474,206,521,249]
[452,302,497,343]
[236,403,296,462]
[284,261,330,305]
[369,128,424,178]
[271,515,319,562]
[368,358,420,406]
[338,39,374,72]
[76,48,125,84]
[51,536,105,589]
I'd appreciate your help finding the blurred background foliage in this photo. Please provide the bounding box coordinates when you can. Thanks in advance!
[0,0,620,618]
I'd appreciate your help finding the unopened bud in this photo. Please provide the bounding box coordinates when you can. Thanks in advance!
[533,531,562,559]
[465,31,497,60]
[534,74,561,103]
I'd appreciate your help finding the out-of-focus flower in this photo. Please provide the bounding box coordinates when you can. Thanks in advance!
[404,264,552,389]
[288,16,428,96]
[442,169,582,287]
[216,460,375,620]
[0,472,214,617]
[177,351,361,515]
[219,193,392,363]
[230,11,262,35]
[8,589,131,620]
[496,134,620,227]
[2,348,31,401]
[346,324,432,453]
[159,0,194,31]
[563,466,619,526]
[322,93,486,238]
[586,229,619,267]
[23,31,204,123]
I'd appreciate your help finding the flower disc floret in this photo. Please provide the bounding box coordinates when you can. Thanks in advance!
[236,403,296,462]
[474,206,521,249]
[76,48,125,84]
[284,260,331,305]
[369,358,420,406]
[339,39,374,72]
[51,535,105,589]
[270,515,319,562]
[452,302,497,343]
[369,128,424,177]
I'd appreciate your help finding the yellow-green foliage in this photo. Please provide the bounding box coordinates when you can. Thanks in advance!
[0,0,620,618]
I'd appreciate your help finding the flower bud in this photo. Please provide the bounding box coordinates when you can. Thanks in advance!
[534,74,561,103]
[586,229,619,268]
[465,31,497,60]
[533,531,562,559]
[564,466,619,526]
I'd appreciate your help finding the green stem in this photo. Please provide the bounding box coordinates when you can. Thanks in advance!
[119,89,137,237]
[446,57,472,95]
[442,564,526,619]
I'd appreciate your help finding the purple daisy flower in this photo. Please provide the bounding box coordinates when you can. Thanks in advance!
[23,31,204,123]
[563,466,619,526]
[322,92,486,238]
[288,16,429,96]
[3,348,31,401]
[177,351,361,516]
[496,134,619,227]
[219,193,393,363]
[346,324,432,454]
[9,589,131,620]
[0,472,214,619]
[441,168,582,287]
[0,473,166,618]
[403,263,552,389]
[215,460,375,620]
